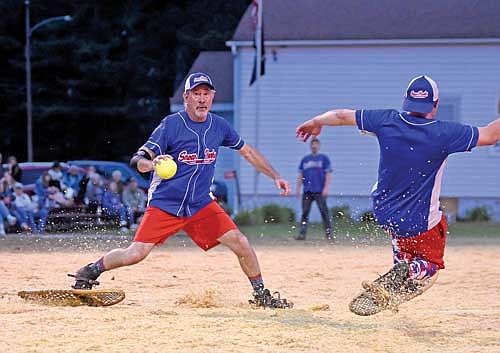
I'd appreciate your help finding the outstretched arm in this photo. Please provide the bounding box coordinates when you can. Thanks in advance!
[296,109,357,142]
[477,117,500,146]
[238,144,290,195]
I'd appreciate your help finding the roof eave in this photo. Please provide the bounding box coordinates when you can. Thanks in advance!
[226,37,500,48]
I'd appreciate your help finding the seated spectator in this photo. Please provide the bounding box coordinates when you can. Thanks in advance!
[7,156,22,182]
[0,152,5,175]
[0,171,16,196]
[84,173,104,213]
[102,181,128,232]
[0,172,19,232]
[122,177,146,228]
[0,200,17,236]
[33,172,53,232]
[48,161,65,190]
[47,186,74,208]
[111,170,125,197]
[75,166,96,205]
[13,183,35,231]
[63,165,82,195]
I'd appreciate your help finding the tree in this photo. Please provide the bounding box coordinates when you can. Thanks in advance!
[0,0,249,162]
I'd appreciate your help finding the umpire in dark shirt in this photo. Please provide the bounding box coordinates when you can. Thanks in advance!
[296,138,333,240]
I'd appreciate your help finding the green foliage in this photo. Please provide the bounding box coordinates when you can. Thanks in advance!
[359,210,376,223]
[234,204,296,226]
[463,207,491,222]
[0,0,249,161]
[233,211,253,226]
[260,204,296,224]
[330,204,352,220]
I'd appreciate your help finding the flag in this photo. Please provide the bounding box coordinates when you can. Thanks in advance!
[249,0,265,86]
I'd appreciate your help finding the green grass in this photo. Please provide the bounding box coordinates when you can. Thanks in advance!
[447,221,500,237]
[239,219,386,243]
[239,220,500,241]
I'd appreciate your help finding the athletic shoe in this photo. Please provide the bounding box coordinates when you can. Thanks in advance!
[249,284,293,309]
[294,234,306,240]
[69,263,101,289]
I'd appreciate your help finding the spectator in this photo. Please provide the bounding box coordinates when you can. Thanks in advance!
[33,172,52,232]
[7,156,22,182]
[13,183,35,231]
[63,165,82,195]
[122,177,146,228]
[48,161,65,190]
[0,152,5,175]
[102,181,128,232]
[0,171,20,230]
[0,200,17,236]
[111,170,125,197]
[75,166,96,205]
[0,171,16,196]
[85,173,104,213]
[47,186,74,208]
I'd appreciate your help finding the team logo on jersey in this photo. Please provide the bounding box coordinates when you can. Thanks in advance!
[409,90,429,99]
[178,148,217,165]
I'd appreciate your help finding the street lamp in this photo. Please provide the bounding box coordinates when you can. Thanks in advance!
[25,0,72,162]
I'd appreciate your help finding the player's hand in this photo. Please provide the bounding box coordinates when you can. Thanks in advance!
[274,177,291,196]
[322,189,328,197]
[296,119,322,142]
[152,154,174,166]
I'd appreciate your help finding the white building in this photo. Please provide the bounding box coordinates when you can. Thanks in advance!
[224,0,500,221]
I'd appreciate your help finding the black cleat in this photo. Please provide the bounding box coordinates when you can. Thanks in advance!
[249,284,293,309]
[294,234,306,241]
[68,263,101,289]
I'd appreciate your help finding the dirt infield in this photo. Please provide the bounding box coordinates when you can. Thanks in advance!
[1,234,499,353]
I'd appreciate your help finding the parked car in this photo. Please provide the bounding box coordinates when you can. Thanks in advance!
[67,160,150,191]
[4,162,86,195]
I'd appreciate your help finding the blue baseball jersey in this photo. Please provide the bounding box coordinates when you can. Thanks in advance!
[144,111,244,217]
[356,109,479,237]
[298,154,332,193]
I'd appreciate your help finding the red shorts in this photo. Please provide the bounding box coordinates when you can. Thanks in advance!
[392,216,448,269]
[133,201,237,251]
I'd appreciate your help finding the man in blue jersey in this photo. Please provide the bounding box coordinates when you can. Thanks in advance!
[71,72,292,308]
[295,138,333,240]
[296,75,500,314]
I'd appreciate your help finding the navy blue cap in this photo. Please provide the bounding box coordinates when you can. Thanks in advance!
[402,75,439,114]
[184,72,215,92]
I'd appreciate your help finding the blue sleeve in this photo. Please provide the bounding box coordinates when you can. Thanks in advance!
[221,120,245,150]
[355,109,390,134]
[442,122,479,154]
[323,155,332,173]
[144,119,168,156]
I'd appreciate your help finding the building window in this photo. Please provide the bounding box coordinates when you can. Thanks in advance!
[437,97,460,122]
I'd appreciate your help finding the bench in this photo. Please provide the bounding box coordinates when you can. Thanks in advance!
[45,206,121,232]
